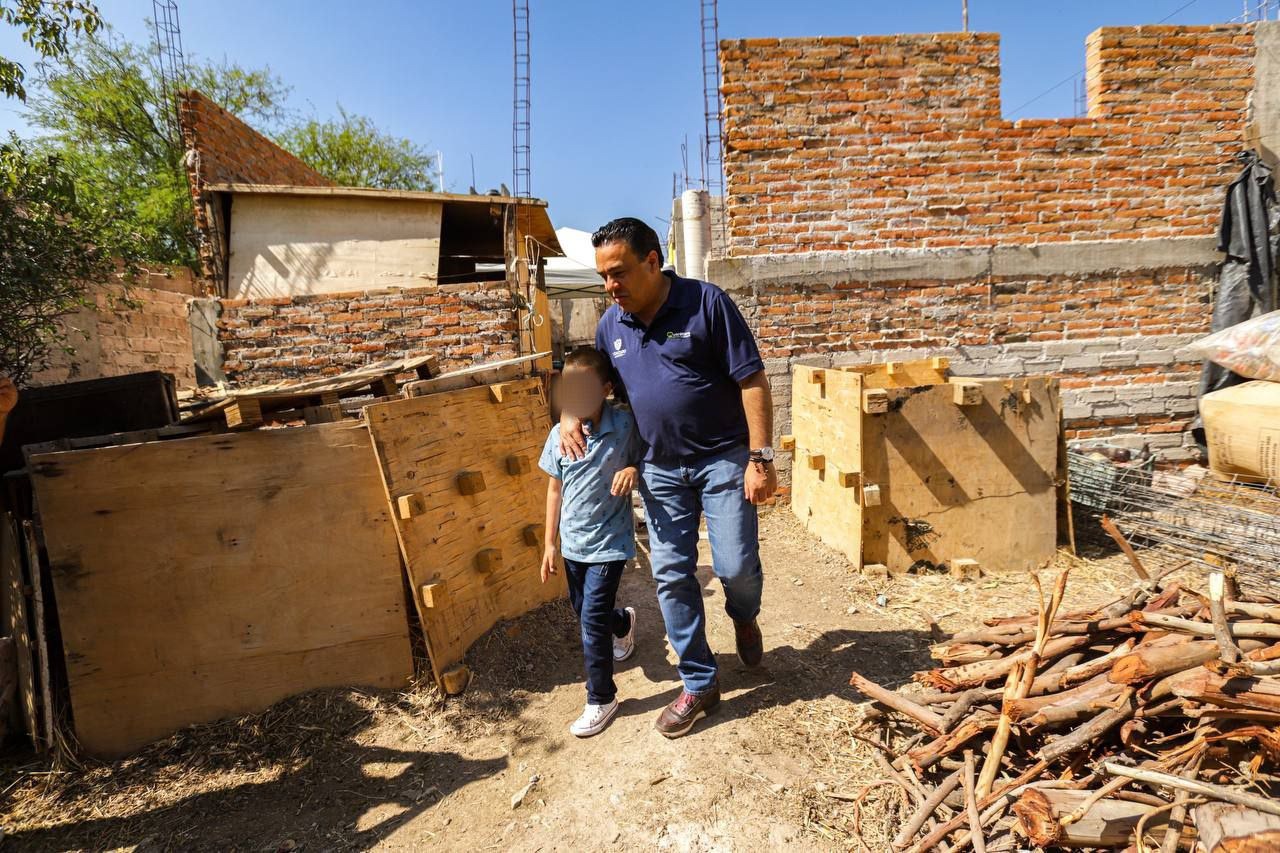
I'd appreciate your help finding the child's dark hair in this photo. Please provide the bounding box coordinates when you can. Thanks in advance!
[563,347,612,384]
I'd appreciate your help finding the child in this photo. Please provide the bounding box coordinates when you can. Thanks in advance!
[539,347,642,737]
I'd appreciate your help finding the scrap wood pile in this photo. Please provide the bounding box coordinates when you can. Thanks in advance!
[847,565,1280,851]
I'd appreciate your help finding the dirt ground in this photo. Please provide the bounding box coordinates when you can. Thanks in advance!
[0,507,1145,852]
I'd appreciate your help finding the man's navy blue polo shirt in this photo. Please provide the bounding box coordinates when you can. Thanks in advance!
[595,270,765,463]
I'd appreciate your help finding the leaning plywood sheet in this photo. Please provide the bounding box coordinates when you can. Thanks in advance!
[27,422,413,756]
[860,377,1060,574]
[363,377,565,685]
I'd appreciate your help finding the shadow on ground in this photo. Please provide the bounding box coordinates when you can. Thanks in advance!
[1,692,507,852]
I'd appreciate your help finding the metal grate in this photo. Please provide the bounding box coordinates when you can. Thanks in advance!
[151,0,188,143]
[1068,450,1280,599]
[512,0,532,198]
[700,0,726,252]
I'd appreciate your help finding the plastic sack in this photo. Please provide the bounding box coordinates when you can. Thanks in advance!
[1188,310,1280,383]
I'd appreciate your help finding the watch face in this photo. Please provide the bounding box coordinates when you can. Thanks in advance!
[757,447,775,462]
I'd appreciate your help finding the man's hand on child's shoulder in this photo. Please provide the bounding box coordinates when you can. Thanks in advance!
[610,466,637,497]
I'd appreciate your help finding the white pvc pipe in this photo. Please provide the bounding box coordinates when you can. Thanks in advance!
[680,189,712,280]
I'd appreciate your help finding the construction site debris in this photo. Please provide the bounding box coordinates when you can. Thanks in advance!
[1199,379,1280,481]
[1068,449,1280,600]
[847,567,1280,851]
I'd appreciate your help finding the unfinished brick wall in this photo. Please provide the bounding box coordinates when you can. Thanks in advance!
[714,23,1263,465]
[721,26,1254,253]
[218,284,519,384]
[179,90,333,287]
[32,282,198,389]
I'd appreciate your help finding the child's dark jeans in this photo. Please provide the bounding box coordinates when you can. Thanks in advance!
[563,557,632,704]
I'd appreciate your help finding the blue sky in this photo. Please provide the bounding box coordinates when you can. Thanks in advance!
[0,0,1262,236]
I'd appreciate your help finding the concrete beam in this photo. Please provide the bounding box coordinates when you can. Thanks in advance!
[708,235,1220,292]
[1250,21,1280,168]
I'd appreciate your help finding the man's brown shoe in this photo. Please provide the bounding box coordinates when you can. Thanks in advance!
[655,685,720,739]
[734,618,764,667]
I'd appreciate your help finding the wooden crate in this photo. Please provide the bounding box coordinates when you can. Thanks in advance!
[789,360,1061,575]
[363,377,565,687]
[27,421,413,756]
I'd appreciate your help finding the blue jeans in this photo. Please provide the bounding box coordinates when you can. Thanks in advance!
[639,444,763,694]
[563,558,631,705]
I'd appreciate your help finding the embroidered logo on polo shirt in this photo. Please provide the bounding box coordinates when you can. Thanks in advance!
[666,331,692,339]
[612,337,627,358]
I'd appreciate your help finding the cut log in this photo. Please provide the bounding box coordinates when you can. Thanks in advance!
[1109,638,1266,685]
[1132,611,1280,640]
[917,634,1091,691]
[1012,787,1179,848]
[849,672,944,735]
[1170,670,1280,714]
[1193,802,1280,852]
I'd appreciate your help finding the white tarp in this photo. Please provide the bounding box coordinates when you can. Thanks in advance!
[544,227,603,297]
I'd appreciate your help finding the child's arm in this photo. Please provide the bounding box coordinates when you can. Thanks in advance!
[610,416,643,496]
[541,476,563,583]
[610,466,637,496]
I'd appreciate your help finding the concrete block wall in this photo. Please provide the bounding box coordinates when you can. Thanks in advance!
[32,282,199,389]
[217,283,519,385]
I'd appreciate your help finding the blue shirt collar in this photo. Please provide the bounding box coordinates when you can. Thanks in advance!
[584,401,619,438]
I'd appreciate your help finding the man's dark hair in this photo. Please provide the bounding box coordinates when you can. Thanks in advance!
[563,346,612,384]
[591,217,664,266]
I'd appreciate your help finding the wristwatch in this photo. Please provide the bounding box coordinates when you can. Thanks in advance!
[749,446,775,465]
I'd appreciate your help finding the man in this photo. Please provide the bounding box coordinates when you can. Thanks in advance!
[561,217,777,738]
[0,376,16,442]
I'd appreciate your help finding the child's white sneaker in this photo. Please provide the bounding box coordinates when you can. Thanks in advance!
[614,606,637,662]
[569,699,619,737]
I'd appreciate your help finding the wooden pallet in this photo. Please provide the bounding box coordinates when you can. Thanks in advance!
[182,354,440,430]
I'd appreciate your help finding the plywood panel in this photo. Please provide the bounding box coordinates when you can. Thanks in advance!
[790,366,864,570]
[363,377,565,684]
[27,422,412,756]
[860,377,1060,574]
[228,194,443,298]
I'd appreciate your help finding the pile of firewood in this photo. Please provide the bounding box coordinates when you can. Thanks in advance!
[848,565,1280,851]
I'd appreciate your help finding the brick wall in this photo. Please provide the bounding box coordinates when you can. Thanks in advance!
[32,281,198,389]
[721,26,1254,253]
[713,23,1264,466]
[179,90,333,286]
[218,283,520,385]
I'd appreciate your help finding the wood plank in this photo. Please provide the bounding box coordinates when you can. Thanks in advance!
[839,358,951,389]
[363,377,565,685]
[401,352,549,398]
[21,521,55,753]
[1,514,40,749]
[27,422,413,757]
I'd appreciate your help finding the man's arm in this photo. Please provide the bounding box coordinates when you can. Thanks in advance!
[739,370,777,504]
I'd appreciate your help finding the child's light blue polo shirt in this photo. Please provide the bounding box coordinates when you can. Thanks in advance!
[539,402,642,563]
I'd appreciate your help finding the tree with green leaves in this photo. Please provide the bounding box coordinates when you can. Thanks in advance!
[0,134,137,384]
[25,26,438,269]
[276,106,436,191]
[25,27,292,267]
[0,0,100,101]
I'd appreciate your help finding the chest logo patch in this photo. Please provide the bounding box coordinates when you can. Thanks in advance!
[667,331,692,339]
[611,337,627,358]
